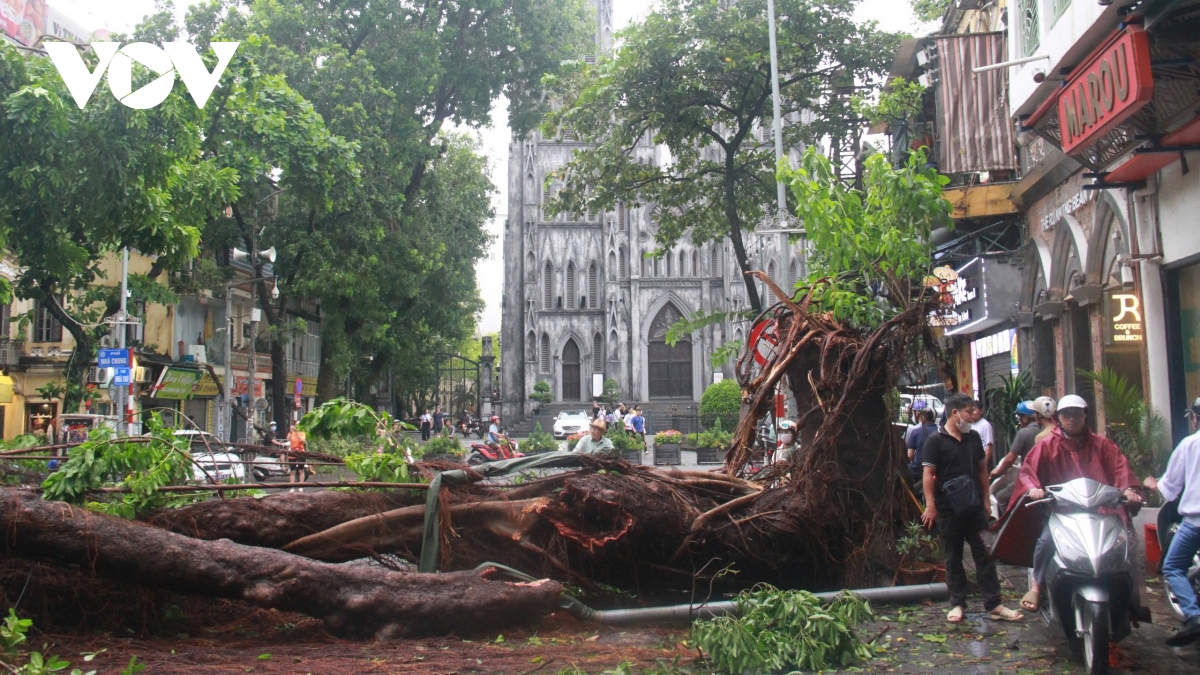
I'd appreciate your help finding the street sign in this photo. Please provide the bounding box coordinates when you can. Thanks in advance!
[113,366,132,386]
[294,378,303,397]
[98,348,130,368]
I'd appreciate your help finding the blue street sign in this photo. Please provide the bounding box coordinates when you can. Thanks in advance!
[98,348,130,368]
[113,367,132,386]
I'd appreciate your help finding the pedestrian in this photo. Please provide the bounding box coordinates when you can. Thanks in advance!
[624,407,636,432]
[592,400,601,419]
[631,407,645,439]
[1142,397,1200,647]
[989,401,1039,511]
[286,426,308,492]
[905,408,938,486]
[433,406,445,434]
[419,409,432,441]
[970,400,996,467]
[574,418,616,456]
[921,393,1023,623]
[1010,395,1142,614]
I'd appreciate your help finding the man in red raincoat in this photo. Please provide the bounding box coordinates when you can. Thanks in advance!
[1007,395,1142,612]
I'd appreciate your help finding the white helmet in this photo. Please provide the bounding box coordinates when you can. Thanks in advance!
[778,419,796,431]
[1057,394,1088,412]
[1030,396,1057,418]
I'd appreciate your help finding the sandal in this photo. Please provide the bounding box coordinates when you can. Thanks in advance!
[947,606,965,623]
[1020,589,1040,612]
[990,605,1024,622]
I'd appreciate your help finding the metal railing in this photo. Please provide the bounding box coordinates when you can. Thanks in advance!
[0,338,21,367]
[286,358,319,378]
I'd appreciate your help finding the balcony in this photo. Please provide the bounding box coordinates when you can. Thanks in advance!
[286,358,319,379]
[942,183,1019,220]
[0,339,20,367]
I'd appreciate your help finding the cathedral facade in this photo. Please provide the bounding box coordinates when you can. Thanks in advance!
[499,0,806,417]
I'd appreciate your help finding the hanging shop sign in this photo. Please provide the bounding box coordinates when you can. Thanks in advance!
[192,372,221,397]
[152,367,201,400]
[1057,27,1153,154]
[927,266,972,327]
[1109,292,1144,343]
[943,257,1022,337]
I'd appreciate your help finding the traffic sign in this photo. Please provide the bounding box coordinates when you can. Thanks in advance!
[294,378,303,397]
[98,348,130,368]
[113,366,132,386]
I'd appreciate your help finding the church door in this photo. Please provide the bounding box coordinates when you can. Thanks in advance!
[562,339,581,401]
[648,304,693,399]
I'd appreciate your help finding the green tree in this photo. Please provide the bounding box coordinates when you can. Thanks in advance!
[546,0,900,312]
[781,147,951,326]
[700,378,741,430]
[0,40,237,411]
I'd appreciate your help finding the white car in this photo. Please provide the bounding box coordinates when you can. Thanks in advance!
[191,452,246,483]
[552,411,591,439]
[173,429,283,482]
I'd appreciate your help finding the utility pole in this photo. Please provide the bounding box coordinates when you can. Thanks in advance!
[767,0,787,222]
[118,247,130,435]
[221,279,233,442]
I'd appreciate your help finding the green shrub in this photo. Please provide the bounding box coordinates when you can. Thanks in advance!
[605,426,645,452]
[566,432,584,451]
[529,381,553,404]
[524,422,561,454]
[700,379,741,430]
[654,429,683,445]
[601,378,620,405]
[344,453,414,483]
[424,434,465,457]
[306,436,372,458]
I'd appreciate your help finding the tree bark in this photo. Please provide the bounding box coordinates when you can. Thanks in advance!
[1,489,563,639]
[723,152,762,313]
[141,488,426,549]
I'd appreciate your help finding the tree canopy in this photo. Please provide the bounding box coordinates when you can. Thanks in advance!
[544,0,901,312]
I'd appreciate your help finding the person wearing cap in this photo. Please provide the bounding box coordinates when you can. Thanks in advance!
[989,401,1040,510]
[1142,397,1200,646]
[574,417,616,456]
[776,419,799,462]
[264,420,278,446]
[1010,394,1142,613]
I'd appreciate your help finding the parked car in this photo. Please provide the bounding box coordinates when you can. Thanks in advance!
[191,452,245,483]
[552,410,591,439]
[172,430,283,482]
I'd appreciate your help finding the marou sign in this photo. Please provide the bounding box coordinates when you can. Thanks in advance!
[1057,27,1153,154]
[44,42,240,110]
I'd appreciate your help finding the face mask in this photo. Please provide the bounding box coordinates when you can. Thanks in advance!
[954,413,973,434]
[779,433,794,445]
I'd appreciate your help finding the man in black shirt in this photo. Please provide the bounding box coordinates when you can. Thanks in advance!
[922,393,1023,623]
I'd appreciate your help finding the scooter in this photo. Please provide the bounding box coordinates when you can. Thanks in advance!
[1156,498,1200,621]
[465,436,523,465]
[1027,477,1141,675]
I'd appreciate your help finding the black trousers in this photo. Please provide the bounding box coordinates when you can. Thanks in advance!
[939,508,1002,611]
[420,423,431,441]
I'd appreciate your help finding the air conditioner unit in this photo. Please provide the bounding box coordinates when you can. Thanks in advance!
[187,345,207,363]
[87,367,112,384]
[134,367,152,383]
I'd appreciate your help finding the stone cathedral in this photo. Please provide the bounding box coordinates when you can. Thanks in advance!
[500,0,806,417]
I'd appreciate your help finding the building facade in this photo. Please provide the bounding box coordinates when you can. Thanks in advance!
[499,0,804,417]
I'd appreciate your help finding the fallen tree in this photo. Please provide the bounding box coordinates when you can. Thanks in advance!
[0,488,563,639]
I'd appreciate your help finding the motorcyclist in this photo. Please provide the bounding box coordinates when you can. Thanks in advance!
[486,415,501,449]
[1142,397,1200,646]
[1009,394,1142,613]
[989,401,1039,511]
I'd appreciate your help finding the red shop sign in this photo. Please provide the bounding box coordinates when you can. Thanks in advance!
[1057,27,1153,154]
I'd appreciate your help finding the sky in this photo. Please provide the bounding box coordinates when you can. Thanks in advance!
[60,0,930,335]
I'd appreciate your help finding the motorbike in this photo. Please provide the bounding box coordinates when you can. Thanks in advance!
[1155,498,1200,621]
[465,436,523,465]
[1025,477,1142,675]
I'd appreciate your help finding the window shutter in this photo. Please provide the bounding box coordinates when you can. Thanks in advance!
[542,262,553,309]
[710,247,719,277]
[540,333,550,373]
[619,247,628,278]
[618,204,626,231]
[592,333,602,372]
[566,262,576,308]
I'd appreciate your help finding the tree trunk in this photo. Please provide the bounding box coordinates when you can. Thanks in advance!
[37,287,94,413]
[723,153,762,312]
[316,326,341,404]
[141,488,426,548]
[0,489,563,639]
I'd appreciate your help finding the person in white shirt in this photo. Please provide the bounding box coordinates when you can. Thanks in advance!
[1143,397,1200,646]
[970,401,995,466]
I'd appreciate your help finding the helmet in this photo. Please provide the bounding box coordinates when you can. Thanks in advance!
[1014,401,1035,417]
[778,419,796,431]
[912,400,928,411]
[1057,394,1088,412]
[490,415,499,422]
[1031,396,1057,417]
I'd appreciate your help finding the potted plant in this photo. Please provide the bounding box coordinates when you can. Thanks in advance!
[653,429,683,465]
[566,432,584,452]
[606,426,645,463]
[529,381,552,413]
[896,520,938,585]
[696,420,731,464]
[524,422,561,455]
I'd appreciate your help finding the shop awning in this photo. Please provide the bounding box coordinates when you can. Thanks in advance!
[152,367,201,400]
